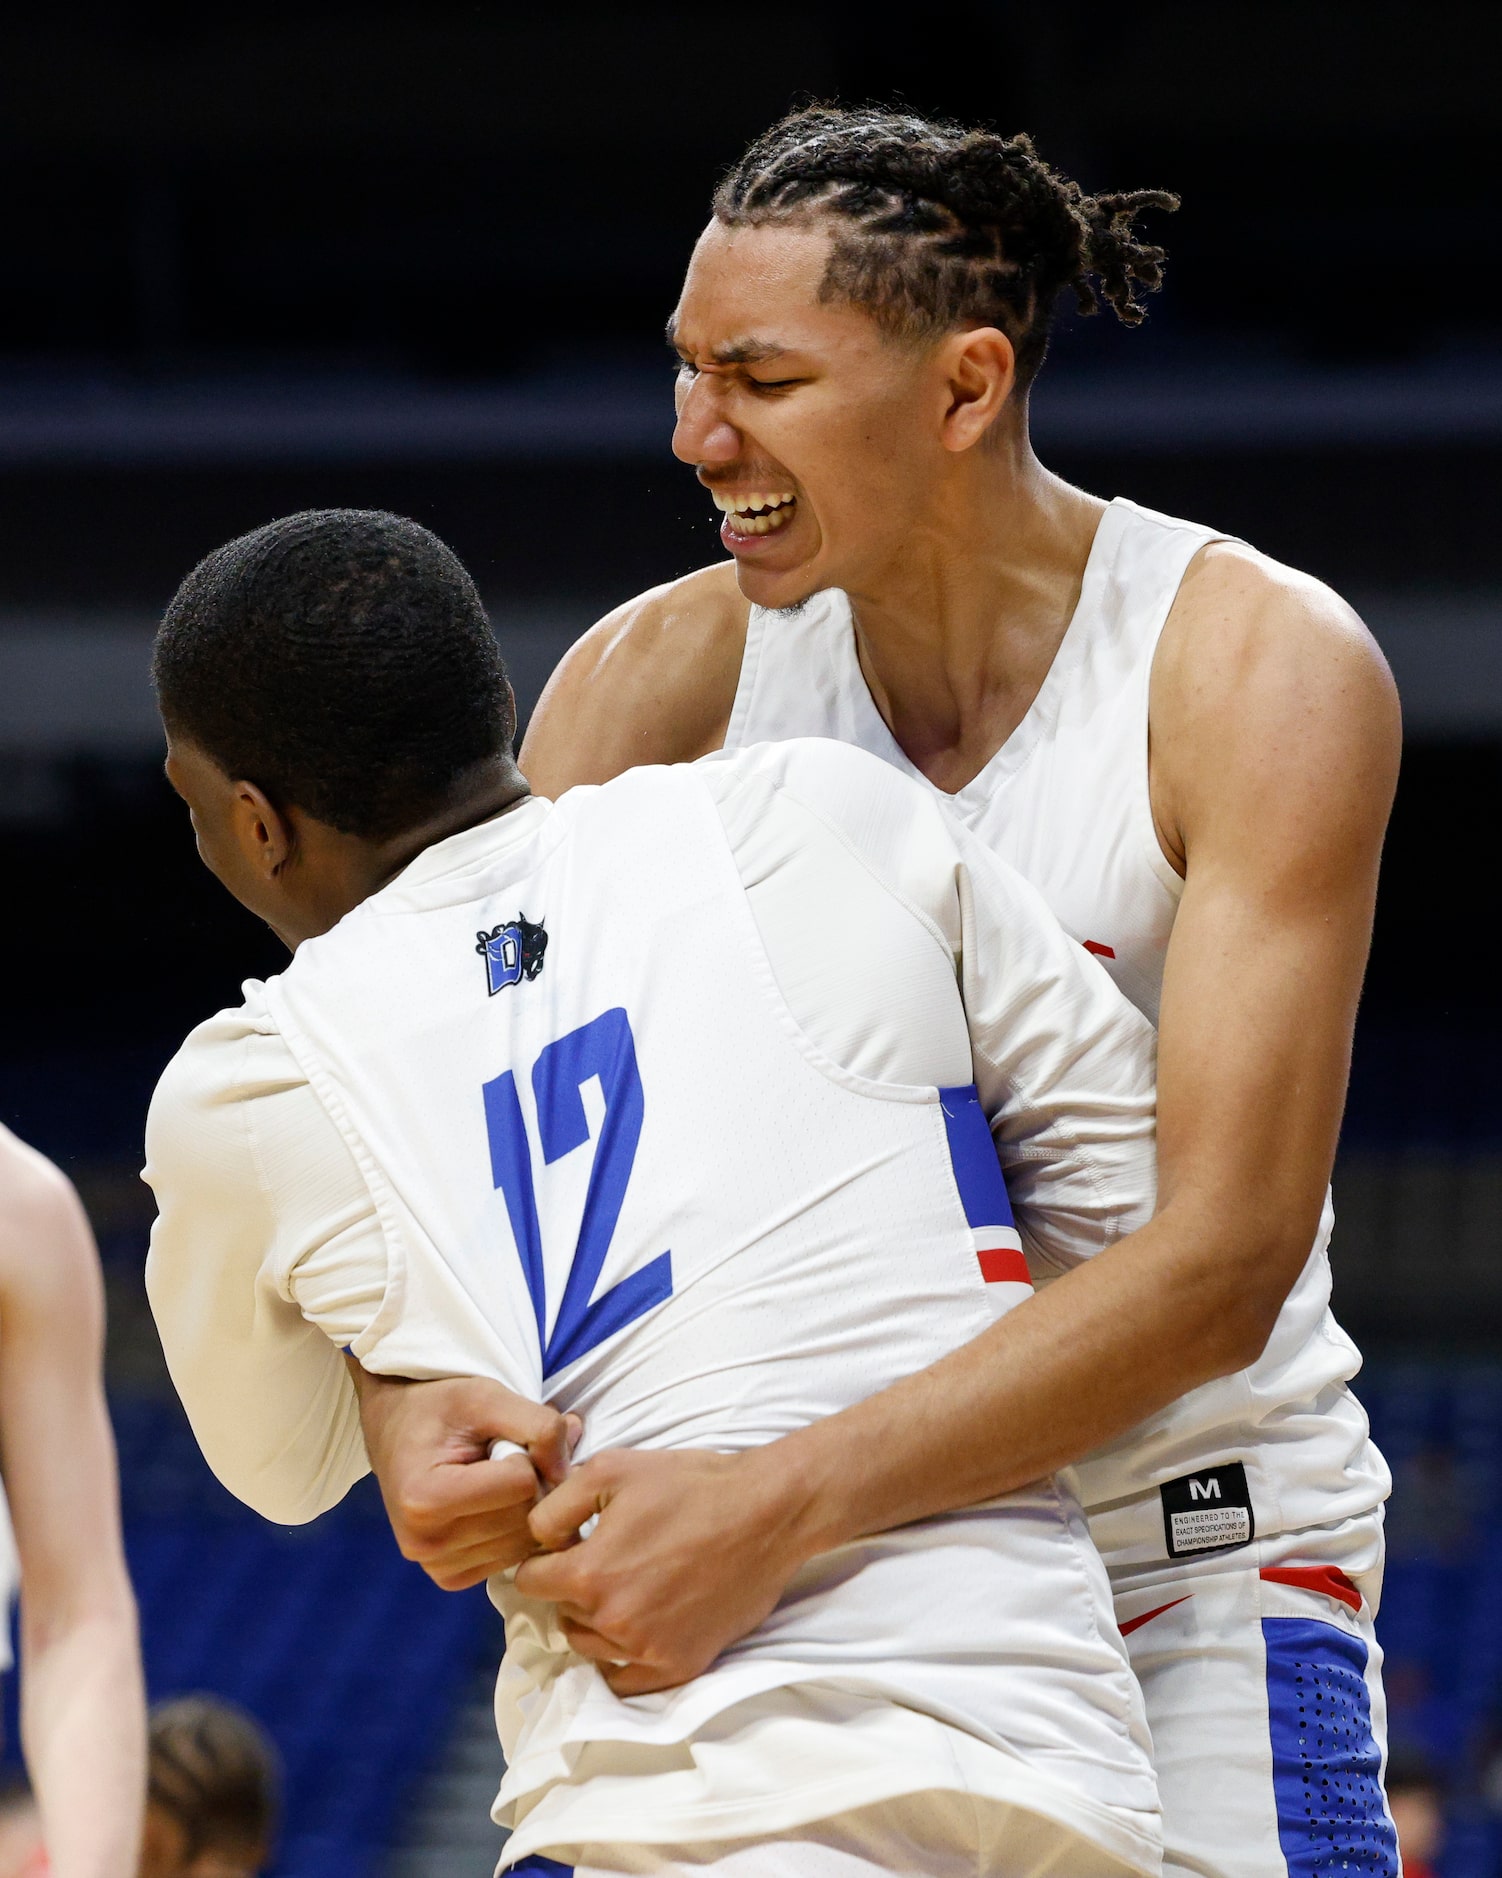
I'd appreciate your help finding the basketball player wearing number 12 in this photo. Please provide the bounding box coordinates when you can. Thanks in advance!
[420,107,1401,1878]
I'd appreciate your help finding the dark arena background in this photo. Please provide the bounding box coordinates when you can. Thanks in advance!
[1,5,1499,1874]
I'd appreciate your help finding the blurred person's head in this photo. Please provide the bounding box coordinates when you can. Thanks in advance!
[152,508,525,948]
[1386,1747,1444,1877]
[670,102,1177,612]
[140,1696,279,1878]
[0,1777,44,1878]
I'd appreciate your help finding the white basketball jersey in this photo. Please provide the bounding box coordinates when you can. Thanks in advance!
[261,756,1157,1847]
[726,496,1390,1569]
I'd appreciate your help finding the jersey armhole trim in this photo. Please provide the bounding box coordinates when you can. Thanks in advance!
[722,601,766,752]
[1139,529,1237,908]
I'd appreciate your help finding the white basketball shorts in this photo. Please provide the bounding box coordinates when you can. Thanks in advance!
[505,1786,1142,1877]
[1115,1512,1400,1878]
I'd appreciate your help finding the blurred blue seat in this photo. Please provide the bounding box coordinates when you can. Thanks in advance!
[1362,1367,1502,1874]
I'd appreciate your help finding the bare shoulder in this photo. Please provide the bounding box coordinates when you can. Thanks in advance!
[0,1124,82,1234]
[1153,541,1401,866]
[0,1123,97,1307]
[1163,540,1397,713]
[521,562,750,796]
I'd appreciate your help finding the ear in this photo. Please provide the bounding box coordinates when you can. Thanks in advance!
[937,327,1016,453]
[227,779,296,880]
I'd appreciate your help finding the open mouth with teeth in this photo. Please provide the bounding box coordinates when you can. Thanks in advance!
[712,490,798,536]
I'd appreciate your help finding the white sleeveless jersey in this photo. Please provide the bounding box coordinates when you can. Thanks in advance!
[726,496,1390,1569]
[261,755,1158,1862]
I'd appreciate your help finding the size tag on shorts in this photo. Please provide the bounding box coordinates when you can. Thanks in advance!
[1160,1462,1255,1557]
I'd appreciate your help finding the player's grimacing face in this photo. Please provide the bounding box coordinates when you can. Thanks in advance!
[670,221,956,610]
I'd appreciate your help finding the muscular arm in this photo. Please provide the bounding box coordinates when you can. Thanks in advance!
[737,551,1398,1517]
[510,549,1401,1687]
[749,554,1397,1511]
[0,1130,145,1878]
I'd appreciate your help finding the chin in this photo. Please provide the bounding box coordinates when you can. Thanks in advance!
[731,558,829,615]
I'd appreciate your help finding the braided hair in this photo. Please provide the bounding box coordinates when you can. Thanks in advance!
[153,509,514,841]
[714,105,1178,389]
[147,1695,279,1865]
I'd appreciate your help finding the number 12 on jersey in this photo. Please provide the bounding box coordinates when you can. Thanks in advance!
[482,1007,673,1380]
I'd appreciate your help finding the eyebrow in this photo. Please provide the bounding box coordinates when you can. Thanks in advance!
[664,319,787,367]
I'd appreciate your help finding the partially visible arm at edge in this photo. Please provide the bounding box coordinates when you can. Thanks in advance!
[0,1137,145,1878]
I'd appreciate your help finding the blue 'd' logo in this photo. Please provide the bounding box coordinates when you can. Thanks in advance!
[476,914,548,995]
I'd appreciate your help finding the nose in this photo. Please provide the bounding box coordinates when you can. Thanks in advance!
[672,372,740,468]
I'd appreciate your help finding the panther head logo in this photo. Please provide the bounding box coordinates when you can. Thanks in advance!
[475,914,548,995]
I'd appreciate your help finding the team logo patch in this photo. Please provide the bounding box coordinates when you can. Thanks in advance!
[476,914,547,995]
[1160,1462,1255,1558]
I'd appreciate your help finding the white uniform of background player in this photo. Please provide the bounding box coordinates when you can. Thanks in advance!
[724,498,1397,1878]
[147,737,1164,1878]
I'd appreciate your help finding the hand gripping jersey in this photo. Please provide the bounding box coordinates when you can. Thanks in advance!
[260,756,1158,1868]
[724,496,1390,1574]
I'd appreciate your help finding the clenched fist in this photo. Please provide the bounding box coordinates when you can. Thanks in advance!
[514,1444,816,1694]
[350,1367,580,1589]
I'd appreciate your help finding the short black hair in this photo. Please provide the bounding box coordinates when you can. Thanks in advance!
[715,104,1177,391]
[153,508,513,842]
[147,1695,280,1865]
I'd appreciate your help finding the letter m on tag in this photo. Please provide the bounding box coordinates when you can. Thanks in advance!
[1160,1462,1254,1558]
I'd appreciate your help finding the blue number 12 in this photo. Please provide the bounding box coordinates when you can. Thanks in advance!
[482,1007,672,1379]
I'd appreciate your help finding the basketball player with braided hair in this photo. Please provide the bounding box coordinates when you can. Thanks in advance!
[351,105,1401,1875]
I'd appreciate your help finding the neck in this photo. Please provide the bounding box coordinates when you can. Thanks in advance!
[845,420,1105,793]
[367,756,533,894]
[280,757,532,948]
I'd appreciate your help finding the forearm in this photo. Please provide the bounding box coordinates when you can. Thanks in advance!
[21,1599,145,1878]
[515,1200,1296,1696]
[764,1204,1278,1560]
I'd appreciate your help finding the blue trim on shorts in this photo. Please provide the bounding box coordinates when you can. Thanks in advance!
[1263,1616,1397,1876]
[506,1859,574,1876]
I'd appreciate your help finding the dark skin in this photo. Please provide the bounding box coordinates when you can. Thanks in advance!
[162,737,530,952]
[161,732,581,1520]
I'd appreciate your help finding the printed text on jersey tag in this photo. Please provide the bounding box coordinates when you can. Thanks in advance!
[1159,1462,1255,1557]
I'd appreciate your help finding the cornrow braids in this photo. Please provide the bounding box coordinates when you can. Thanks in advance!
[147,1696,279,1863]
[714,105,1178,389]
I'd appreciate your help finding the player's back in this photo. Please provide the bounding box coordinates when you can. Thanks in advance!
[267,754,1025,1451]
[258,742,1159,1869]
